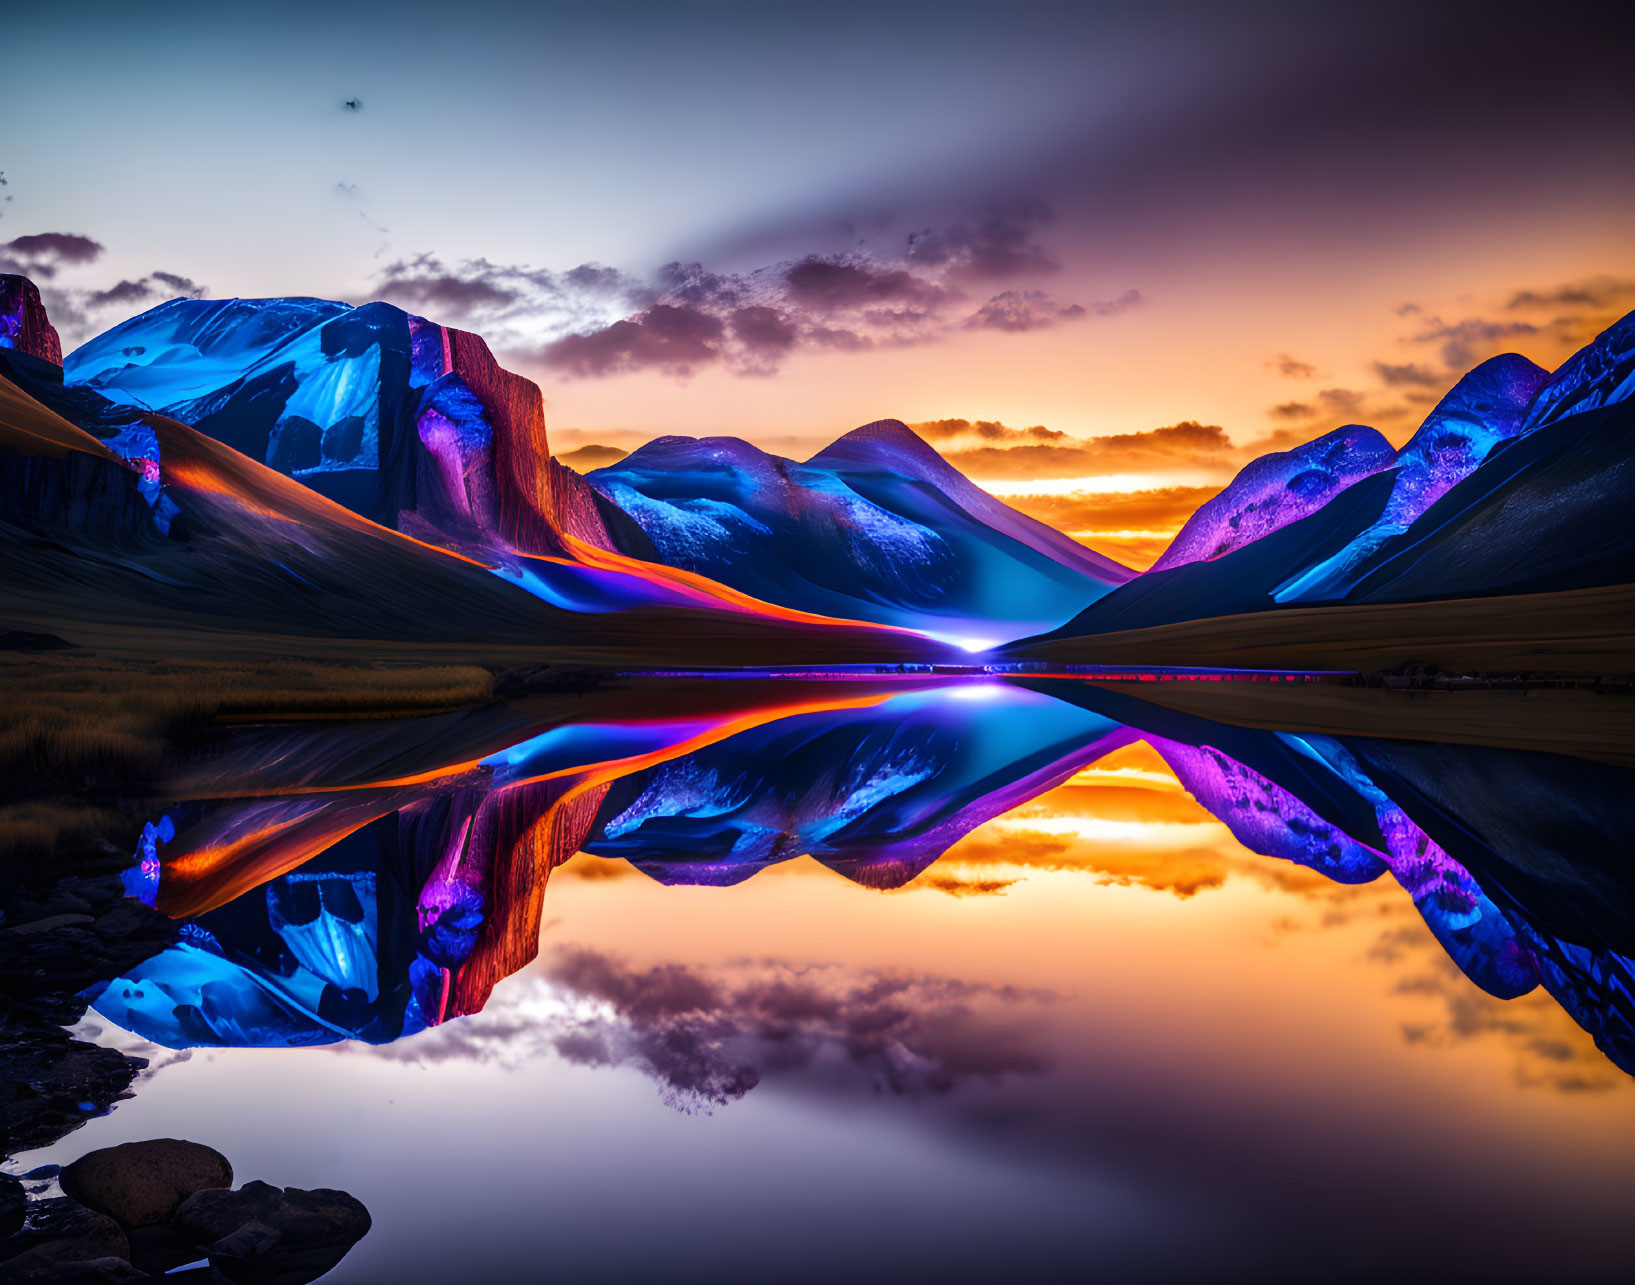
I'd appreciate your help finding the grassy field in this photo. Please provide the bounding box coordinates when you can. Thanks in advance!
[1081,680,1635,769]
[1013,583,1635,678]
[0,652,496,876]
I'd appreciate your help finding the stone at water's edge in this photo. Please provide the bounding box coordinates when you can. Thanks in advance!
[0,1173,23,1239]
[0,1196,130,1275]
[172,1180,372,1285]
[60,1138,233,1228]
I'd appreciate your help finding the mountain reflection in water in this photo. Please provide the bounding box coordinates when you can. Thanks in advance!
[85,677,1635,1084]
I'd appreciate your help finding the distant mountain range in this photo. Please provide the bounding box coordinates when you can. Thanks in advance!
[2,271,1631,671]
[1026,316,1634,658]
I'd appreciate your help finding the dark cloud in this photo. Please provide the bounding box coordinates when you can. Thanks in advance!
[1407,314,1539,368]
[376,205,1121,380]
[784,256,955,311]
[904,201,1061,279]
[1270,354,1317,379]
[0,231,104,278]
[357,948,1058,1113]
[85,278,155,308]
[1083,288,1142,317]
[81,271,207,310]
[1371,928,1622,1094]
[730,304,798,354]
[543,303,727,378]
[1372,361,1444,388]
[1267,387,1372,427]
[1317,387,1365,415]
[964,288,1087,332]
[372,252,645,327]
[376,266,519,316]
[151,271,204,296]
[1504,276,1635,312]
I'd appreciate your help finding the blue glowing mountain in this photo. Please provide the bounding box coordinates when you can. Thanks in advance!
[0,278,939,659]
[37,286,1129,644]
[1273,354,1548,601]
[1150,423,1395,572]
[585,420,1133,644]
[1028,312,1635,647]
[63,293,638,557]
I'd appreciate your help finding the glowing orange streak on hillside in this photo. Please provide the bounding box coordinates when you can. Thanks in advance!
[160,448,498,569]
[150,411,915,636]
[501,689,898,794]
[155,687,905,916]
[223,687,902,798]
[159,803,398,918]
[548,532,928,636]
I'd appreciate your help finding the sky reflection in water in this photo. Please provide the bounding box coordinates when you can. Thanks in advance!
[30,678,1635,1282]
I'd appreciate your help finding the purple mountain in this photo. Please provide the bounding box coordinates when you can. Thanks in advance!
[585,419,1133,645]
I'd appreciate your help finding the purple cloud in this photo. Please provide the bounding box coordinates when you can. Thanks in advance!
[1,231,104,278]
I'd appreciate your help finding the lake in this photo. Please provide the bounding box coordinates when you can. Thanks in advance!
[7,674,1633,1282]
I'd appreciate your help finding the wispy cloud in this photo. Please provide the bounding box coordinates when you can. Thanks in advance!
[354,947,1059,1114]
[370,203,1136,379]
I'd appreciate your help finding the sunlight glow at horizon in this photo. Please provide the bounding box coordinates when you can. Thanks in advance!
[975,474,1210,497]
[985,816,1228,843]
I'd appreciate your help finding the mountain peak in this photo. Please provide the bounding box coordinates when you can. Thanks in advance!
[807,418,953,476]
[1523,310,1635,432]
[0,274,63,365]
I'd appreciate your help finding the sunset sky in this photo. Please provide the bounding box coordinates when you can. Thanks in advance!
[5,0,1632,566]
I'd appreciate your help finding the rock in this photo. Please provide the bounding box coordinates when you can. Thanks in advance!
[0,1196,129,1272]
[60,1140,232,1228]
[0,1252,148,1281]
[0,275,64,365]
[173,1180,371,1285]
[1,914,95,938]
[125,1221,209,1276]
[0,1173,24,1239]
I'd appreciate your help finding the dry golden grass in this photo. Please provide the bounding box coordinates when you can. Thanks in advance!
[0,653,494,873]
[1,655,492,786]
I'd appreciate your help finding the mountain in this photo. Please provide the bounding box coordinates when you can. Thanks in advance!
[1022,312,1635,657]
[63,293,641,558]
[1,279,946,661]
[45,286,1128,645]
[1149,424,1394,572]
[585,419,1133,644]
[1274,354,1548,601]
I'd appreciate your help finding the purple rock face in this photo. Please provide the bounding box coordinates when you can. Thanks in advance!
[1274,354,1548,602]
[1381,354,1548,527]
[1147,738,1387,884]
[1150,425,1394,572]
[0,274,63,364]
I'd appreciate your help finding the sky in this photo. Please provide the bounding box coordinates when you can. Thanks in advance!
[4,0,1633,566]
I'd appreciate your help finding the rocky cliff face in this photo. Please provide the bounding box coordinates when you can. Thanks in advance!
[61,293,630,561]
[0,275,62,364]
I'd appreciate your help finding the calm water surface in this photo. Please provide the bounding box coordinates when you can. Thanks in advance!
[11,678,1634,1282]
